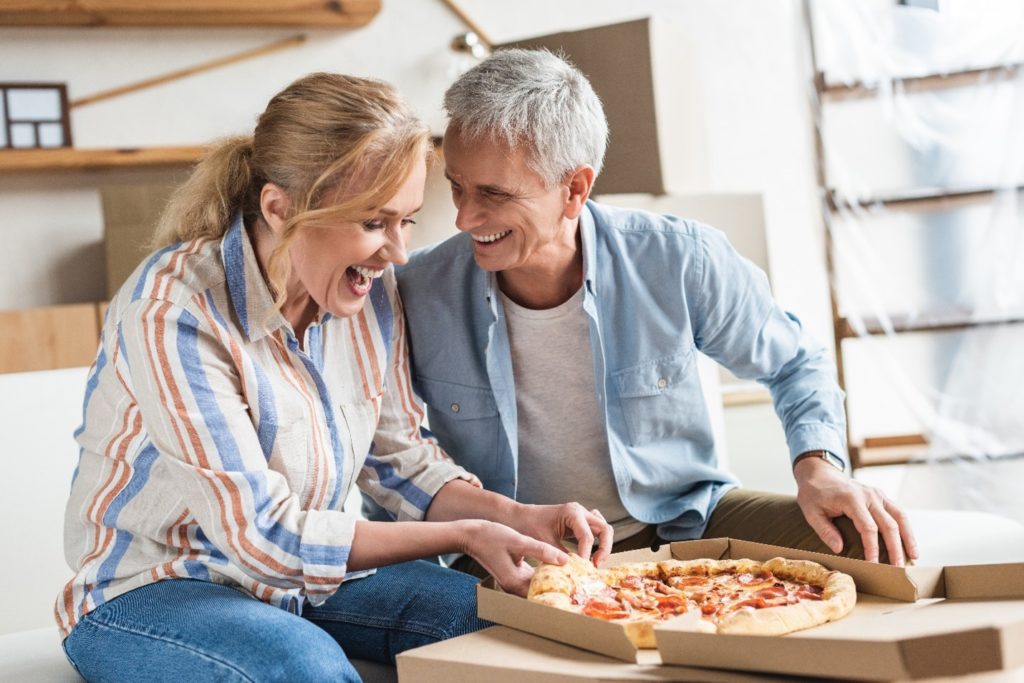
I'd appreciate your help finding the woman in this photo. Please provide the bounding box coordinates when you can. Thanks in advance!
[57,73,612,682]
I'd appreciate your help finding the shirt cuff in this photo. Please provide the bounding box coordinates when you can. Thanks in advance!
[786,423,850,470]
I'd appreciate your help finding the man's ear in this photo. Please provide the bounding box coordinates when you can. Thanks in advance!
[563,165,596,220]
[259,183,292,236]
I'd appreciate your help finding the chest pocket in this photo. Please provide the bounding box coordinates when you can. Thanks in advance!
[268,410,311,501]
[612,349,700,448]
[415,377,501,471]
[339,393,381,484]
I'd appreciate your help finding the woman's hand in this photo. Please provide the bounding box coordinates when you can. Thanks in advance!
[458,520,569,596]
[505,502,615,567]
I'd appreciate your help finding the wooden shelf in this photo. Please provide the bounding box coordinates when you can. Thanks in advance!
[0,146,204,174]
[0,1,380,27]
[852,434,928,467]
[828,184,1024,212]
[819,62,1024,102]
[838,313,1024,339]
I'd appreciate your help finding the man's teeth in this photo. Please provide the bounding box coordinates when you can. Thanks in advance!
[352,265,385,279]
[472,230,512,243]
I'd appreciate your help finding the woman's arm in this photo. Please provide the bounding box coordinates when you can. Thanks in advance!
[347,517,568,596]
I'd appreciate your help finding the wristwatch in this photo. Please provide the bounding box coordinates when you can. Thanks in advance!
[793,449,846,473]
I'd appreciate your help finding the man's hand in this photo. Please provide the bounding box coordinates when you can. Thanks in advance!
[504,501,615,567]
[794,456,918,566]
[458,520,569,596]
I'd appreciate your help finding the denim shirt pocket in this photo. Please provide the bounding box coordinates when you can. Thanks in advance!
[415,377,501,471]
[611,348,699,448]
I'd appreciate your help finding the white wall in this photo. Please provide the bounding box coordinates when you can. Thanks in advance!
[0,0,831,353]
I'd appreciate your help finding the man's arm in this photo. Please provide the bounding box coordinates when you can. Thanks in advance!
[691,225,916,565]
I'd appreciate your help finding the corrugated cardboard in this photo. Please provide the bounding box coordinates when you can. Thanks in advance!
[396,625,806,683]
[477,538,1024,680]
[501,18,703,196]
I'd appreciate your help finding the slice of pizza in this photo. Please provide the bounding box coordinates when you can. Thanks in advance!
[527,554,857,648]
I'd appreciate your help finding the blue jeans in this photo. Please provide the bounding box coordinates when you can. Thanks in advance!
[62,560,490,682]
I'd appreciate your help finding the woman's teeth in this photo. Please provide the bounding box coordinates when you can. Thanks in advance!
[472,230,512,243]
[352,265,384,280]
[347,265,384,293]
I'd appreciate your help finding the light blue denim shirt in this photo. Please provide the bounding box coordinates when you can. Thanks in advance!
[392,200,848,540]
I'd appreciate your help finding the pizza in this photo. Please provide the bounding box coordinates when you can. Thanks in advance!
[527,554,857,648]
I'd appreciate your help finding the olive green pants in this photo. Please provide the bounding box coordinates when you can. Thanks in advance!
[450,488,886,578]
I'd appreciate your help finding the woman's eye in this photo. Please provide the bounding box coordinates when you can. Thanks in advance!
[401,218,417,227]
[362,220,385,231]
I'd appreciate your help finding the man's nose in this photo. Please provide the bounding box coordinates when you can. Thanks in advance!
[454,196,485,232]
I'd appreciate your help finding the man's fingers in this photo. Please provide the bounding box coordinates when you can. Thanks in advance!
[805,506,844,554]
[569,506,595,562]
[848,501,880,563]
[867,497,904,566]
[884,497,919,561]
[590,508,614,567]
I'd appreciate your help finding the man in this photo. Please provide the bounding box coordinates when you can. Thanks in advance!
[394,49,916,568]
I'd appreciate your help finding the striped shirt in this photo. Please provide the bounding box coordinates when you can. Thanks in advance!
[55,215,474,638]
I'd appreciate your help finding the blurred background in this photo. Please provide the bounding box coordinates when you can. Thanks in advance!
[1,0,1022,642]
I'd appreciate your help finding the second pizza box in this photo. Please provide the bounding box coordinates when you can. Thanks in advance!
[476,537,1024,680]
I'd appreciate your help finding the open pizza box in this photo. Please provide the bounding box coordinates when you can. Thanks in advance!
[476,537,1024,680]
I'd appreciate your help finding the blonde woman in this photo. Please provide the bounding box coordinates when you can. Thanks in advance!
[56,73,612,682]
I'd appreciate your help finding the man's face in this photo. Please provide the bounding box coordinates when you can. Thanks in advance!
[443,128,571,273]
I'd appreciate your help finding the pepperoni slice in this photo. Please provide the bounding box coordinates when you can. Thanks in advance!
[736,571,774,586]
[796,590,824,601]
[701,603,719,616]
[753,586,787,600]
[669,576,710,588]
[731,597,768,610]
[655,595,688,615]
[618,575,643,590]
[582,598,630,620]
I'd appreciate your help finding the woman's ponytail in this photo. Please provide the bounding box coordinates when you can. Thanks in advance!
[151,135,256,248]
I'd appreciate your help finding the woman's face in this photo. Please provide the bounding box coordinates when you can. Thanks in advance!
[287,157,426,320]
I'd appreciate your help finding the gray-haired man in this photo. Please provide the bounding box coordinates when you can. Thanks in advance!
[394,49,916,569]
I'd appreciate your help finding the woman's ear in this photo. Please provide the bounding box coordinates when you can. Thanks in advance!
[259,183,292,236]
[563,165,596,220]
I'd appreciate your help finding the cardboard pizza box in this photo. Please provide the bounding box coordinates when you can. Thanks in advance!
[475,537,1024,680]
[396,625,805,683]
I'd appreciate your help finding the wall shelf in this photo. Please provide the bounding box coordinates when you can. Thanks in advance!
[0,1,380,28]
[0,146,204,174]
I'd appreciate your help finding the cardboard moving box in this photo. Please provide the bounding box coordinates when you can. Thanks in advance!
[477,538,1024,680]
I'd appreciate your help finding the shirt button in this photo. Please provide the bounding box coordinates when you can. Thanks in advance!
[451,403,461,413]
[657,378,668,389]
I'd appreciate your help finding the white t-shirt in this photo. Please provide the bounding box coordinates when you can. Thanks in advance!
[500,287,647,542]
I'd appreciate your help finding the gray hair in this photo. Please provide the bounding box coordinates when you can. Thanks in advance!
[443,48,608,186]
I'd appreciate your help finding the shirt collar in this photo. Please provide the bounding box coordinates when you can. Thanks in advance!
[221,213,289,342]
[580,200,598,295]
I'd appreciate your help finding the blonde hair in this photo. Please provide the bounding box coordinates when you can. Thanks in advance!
[154,72,430,313]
